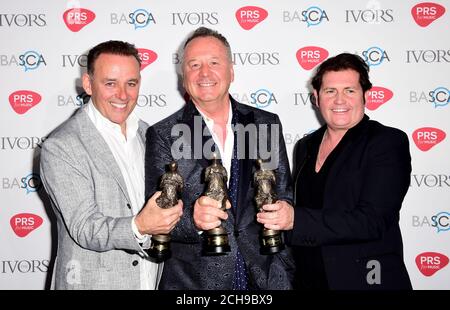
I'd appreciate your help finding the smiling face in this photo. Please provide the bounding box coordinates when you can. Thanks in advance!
[182,36,234,111]
[314,69,368,133]
[82,53,141,134]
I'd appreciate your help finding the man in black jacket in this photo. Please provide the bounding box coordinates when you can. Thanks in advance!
[258,53,412,290]
[145,27,295,290]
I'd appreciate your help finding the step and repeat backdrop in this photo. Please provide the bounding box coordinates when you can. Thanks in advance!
[0,0,448,289]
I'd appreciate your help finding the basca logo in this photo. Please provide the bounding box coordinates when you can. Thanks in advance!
[411,3,446,27]
[412,212,450,232]
[433,212,450,233]
[406,49,450,63]
[171,12,218,25]
[366,86,393,110]
[235,6,268,30]
[284,132,304,146]
[250,89,277,108]
[10,213,43,237]
[232,52,280,66]
[296,46,328,70]
[231,89,278,109]
[63,8,95,32]
[136,94,167,107]
[409,87,449,108]
[294,92,314,106]
[137,48,157,71]
[361,47,390,67]
[1,259,49,274]
[62,54,87,68]
[20,51,46,71]
[2,173,42,193]
[0,136,45,150]
[21,173,43,194]
[9,90,42,114]
[412,127,446,151]
[416,252,449,276]
[173,53,181,64]
[0,13,46,27]
[0,51,47,71]
[282,6,329,26]
[111,9,155,29]
[57,94,84,107]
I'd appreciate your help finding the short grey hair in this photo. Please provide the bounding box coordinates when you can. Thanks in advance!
[182,27,232,64]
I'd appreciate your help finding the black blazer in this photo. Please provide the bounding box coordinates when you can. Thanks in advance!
[290,115,412,289]
[145,96,295,289]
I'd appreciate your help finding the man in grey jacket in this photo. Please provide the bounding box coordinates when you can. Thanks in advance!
[40,40,183,289]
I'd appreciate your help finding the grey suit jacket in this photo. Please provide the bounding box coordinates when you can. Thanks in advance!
[145,97,295,289]
[40,105,150,289]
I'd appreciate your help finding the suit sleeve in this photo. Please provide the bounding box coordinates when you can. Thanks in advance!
[273,115,294,205]
[145,126,202,243]
[291,129,411,246]
[145,126,171,200]
[40,138,141,253]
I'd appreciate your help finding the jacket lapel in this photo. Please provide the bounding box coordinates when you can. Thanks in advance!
[232,99,255,224]
[77,108,131,204]
[323,115,369,207]
[179,100,227,178]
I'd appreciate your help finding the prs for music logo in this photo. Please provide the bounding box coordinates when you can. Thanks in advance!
[137,48,157,71]
[296,46,328,70]
[235,6,268,30]
[416,252,449,276]
[366,86,393,110]
[411,3,446,27]
[63,8,95,32]
[9,90,42,114]
[412,127,446,151]
[10,213,43,237]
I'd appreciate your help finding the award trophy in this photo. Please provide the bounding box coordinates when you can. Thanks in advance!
[202,156,231,255]
[147,161,183,263]
[254,159,284,254]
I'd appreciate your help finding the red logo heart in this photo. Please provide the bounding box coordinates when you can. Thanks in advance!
[296,46,328,70]
[63,8,96,32]
[9,90,42,115]
[416,252,449,276]
[10,213,43,238]
[137,48,158,71]
[412,127,446,151]
[235,6,268,30]
[411,2,446,27]
[366,86,394,110]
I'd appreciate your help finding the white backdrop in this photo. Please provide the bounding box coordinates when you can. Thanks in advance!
[0,0,448,289]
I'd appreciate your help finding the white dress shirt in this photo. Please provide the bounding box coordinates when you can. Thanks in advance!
[198,102,234,185]
[86,101,160,290]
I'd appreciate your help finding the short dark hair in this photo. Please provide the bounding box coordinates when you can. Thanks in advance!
[182,27,232,62]
[86,40,141,76]
[311,53,372,93]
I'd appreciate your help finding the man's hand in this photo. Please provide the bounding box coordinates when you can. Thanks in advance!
[193,196,231,231]
[256,200,294,230]
[134,191,183,235]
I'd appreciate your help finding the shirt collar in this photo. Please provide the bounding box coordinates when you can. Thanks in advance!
[197,101,233,128]
[87,100,139,140]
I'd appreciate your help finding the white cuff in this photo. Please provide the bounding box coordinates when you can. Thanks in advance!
[132,215,149,243]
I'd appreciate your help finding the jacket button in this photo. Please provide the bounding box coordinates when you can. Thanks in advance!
[127,203,131,209]
[132,260,139,266]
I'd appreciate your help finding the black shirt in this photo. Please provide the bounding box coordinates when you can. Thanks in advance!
[293,123,359,289]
